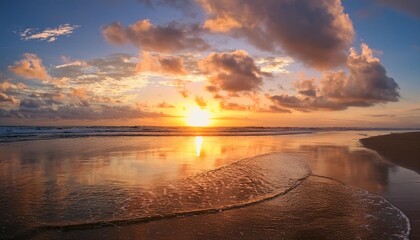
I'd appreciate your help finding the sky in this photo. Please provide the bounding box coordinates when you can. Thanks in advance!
[0,0,419,127]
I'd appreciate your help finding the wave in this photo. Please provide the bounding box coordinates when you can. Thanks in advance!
[348,187,410,240]
[13,153,411,240]
[1,126,417,142]
[311,174,410,240]
[16,153,311,239]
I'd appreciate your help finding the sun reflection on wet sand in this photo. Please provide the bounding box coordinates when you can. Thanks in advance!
[195,136,203,157]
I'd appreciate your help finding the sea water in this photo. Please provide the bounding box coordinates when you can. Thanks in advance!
[0,128,416,239]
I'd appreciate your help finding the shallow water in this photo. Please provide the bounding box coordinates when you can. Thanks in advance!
[33,177,410,240]
[0,131,418,239]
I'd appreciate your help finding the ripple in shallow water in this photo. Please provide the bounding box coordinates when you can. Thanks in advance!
[37,153,311,228]
[5,153,411,240]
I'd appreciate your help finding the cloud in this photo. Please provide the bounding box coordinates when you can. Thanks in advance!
[321,44,399,102]
[367,114,396,118]
[256,56,294,74]
[136,51,187,75]
[376,0,420,17]
[0,93,16,104]
[265,105,292,113]
[52,54,146,95]
[162,79,191,98]
[0,81,27,93]
[198,0,354,69]
[294,79,318,97]
[157,102,175,108]
[19,24,80,42]
[0,90,166,120]
[0,81,27,107]
[269,94,348,112]
[218,100,291,113]
[1,53,158,121]
[1,104,165,120]
[269,44,400,111]
[219,101,250,111]
[199,50,269,95]
[194,96,207,108]
[102,19,209,52]
[9,53,51,81]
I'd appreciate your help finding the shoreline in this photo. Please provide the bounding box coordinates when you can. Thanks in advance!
[360,132,420,173]
[2,131,419,239]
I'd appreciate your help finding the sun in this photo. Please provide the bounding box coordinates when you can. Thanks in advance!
[185,107,211,127]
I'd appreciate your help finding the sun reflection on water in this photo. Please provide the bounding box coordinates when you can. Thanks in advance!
[195,136,203,157]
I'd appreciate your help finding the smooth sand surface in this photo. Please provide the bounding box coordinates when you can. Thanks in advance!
[360,132,420,173]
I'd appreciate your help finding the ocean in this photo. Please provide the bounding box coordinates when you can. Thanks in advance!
[0,127,418,239]
[0,126,416,142]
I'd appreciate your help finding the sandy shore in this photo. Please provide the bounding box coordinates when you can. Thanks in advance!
[360,132,420,173]
[33,176,409,240]
[2,132,419,239]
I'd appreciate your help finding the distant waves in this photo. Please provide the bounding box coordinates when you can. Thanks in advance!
[0,126,416,142]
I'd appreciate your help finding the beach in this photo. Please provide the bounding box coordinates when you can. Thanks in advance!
[361,132,420,173]
[0,128,419,239]
[361,131,420,239]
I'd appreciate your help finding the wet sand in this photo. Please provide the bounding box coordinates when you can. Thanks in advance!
[360,131,420,239]
[360,132,420,173]
[33,176,409,240]
[1,131,419,239]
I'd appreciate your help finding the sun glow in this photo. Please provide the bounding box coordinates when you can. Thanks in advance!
[185,107,211,127]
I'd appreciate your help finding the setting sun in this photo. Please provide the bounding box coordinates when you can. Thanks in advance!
[185,107,211,127]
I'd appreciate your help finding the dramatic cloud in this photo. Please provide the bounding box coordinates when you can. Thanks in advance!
[19,24,80,42]
[321,44,399,102]
[199,50,269,95]
[9,53,51,82]
[102,19,209,52]
[269,44,400,111]
[377,0,420,17]
[199,0,354,68]
[136,51,187,75]
[1,53,159,122]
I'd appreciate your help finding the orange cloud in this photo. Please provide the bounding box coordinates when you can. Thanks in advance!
[9,53,50,82]
[136,51,187,75]
[194,96,207,108]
